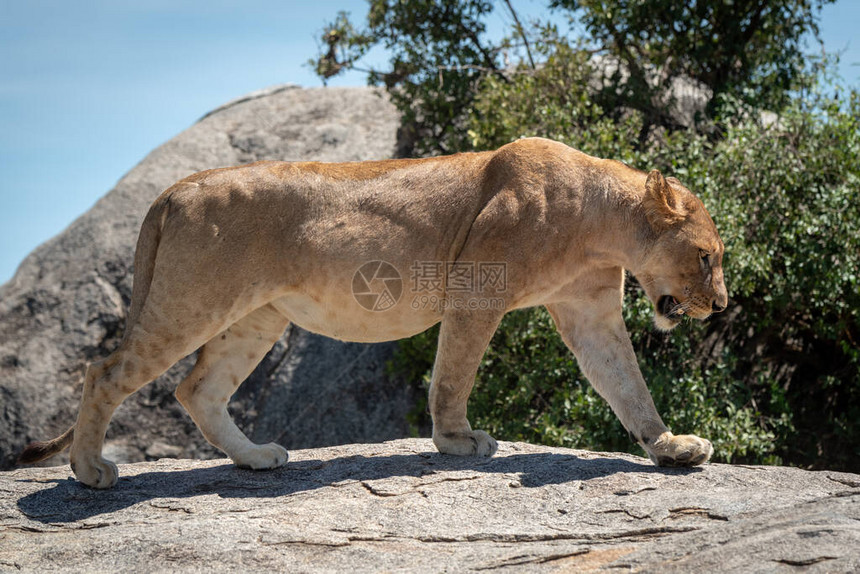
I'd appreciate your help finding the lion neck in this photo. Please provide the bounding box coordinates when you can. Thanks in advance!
[573,166,655,276]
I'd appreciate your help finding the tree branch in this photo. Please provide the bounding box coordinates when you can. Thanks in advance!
[503,0,536,69]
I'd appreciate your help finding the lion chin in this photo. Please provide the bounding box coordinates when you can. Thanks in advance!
[19,137,728,489]
[654,295,684,331]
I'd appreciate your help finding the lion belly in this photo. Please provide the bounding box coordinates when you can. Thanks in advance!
[269,291,440,343]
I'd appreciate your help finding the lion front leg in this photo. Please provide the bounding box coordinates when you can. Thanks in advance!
[429,309,504,457]
[646,432,714,467]
[546,295,713,468]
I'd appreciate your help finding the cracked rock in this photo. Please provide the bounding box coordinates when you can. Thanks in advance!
[1,439,858,573]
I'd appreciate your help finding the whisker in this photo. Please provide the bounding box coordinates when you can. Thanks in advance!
[670,303,686,316]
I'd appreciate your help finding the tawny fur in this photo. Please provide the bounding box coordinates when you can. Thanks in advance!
[20,138,727,488]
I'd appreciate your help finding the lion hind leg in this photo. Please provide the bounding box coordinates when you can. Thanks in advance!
[69,345,170,488]
[175,303,290,470]
[70,305,232,488]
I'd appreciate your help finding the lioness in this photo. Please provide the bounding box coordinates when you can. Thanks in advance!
[20,137,727,488]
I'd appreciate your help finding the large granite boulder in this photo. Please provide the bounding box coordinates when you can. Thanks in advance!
[0,85,415,470]
[1,439,858,572]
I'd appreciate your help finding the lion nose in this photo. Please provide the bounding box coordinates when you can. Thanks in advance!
[712,301,726,313]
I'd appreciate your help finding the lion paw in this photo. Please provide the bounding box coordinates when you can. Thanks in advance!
[70,455,119,489]
[231,442,289,470]
[647,432,713,467]
[434,429,498,457]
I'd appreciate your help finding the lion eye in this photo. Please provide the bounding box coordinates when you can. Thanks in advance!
[699,251,710,266]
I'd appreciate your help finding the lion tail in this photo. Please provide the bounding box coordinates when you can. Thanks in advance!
[17,425,75,464]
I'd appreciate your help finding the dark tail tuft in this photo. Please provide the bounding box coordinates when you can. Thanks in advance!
[17,426,74,465]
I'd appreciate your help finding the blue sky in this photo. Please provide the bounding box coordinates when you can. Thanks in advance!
[1,1,858,284]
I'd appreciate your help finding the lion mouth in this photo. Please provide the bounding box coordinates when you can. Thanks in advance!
[658,295,684,322]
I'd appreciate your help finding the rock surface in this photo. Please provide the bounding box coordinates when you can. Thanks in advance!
[0,85,412,470]
[1,439,858,572]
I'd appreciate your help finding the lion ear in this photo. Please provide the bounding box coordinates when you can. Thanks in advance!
[644,169,686,229]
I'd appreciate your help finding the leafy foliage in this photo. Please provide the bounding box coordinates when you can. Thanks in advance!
[552,0,835,131]
[313,0,500,155]
[467,40,642,160]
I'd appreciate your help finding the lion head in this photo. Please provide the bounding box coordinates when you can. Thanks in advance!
[636,170,728,331]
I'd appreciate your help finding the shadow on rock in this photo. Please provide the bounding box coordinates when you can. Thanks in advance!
[17,449,700,523]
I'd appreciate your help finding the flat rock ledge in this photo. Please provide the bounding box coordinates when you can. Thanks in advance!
[1,439,858,573]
